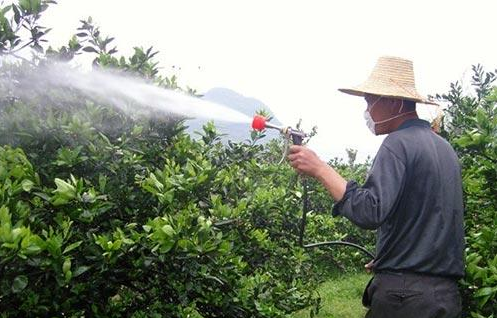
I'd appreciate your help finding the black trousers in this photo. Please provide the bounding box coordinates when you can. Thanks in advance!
[363,272,462,318]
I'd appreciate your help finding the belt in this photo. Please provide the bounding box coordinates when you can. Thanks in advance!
[375,269,459,282]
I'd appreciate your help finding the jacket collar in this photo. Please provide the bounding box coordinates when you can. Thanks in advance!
[396,118,431,131]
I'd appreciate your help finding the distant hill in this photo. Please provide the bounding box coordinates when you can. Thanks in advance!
[185,87,282,142]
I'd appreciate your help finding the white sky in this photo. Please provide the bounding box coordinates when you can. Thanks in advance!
[40,0,497,162]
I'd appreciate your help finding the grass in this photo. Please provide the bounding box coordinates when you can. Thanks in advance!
[292,271,371,318]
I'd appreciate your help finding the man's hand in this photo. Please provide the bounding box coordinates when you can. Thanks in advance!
[287,145,347,201]
[287,145,327,179]
[365,260,374,273]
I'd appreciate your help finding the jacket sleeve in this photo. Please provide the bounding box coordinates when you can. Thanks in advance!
[332,145,407,230]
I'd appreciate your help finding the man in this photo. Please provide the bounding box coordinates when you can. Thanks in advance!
[288,56,464,318]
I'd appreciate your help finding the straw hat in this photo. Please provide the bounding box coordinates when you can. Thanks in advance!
[339,56,438,105]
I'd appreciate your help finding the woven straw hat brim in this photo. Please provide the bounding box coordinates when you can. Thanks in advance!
[339,56,439,106]
[338,87,439,105]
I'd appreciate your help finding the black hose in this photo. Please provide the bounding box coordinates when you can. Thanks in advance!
[298,177,309,246]
[303,241,375,259]
[294,135,374,260]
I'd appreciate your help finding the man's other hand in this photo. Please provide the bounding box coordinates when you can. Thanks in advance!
[365,260,374,273]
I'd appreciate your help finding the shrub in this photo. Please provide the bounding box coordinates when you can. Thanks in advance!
[436,65,497,317]
[0,93,325,317]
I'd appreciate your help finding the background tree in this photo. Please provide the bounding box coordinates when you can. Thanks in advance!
[436,65,497,317]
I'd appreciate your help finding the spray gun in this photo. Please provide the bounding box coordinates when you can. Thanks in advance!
[251,115,308,164]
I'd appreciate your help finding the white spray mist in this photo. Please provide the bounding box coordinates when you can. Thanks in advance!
[2,60,253,124]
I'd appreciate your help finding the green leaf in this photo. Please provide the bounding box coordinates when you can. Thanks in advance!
[82,46,98,53]
[21,179,34,192]
[33,191,50,201]
[0,206,11,225]
[455,135,473,147]
[63,240,82,254]
[52,178,76,205]
[1,5,12,15]
[12,275,28,293]
[12,5,21,24]
[54,178,75,194]
[24,244,42,254]
[32,0,41,12]
[18,0,30,12]
[63,257,71,274]
[474,287,496,297]
[98,173,107,193]
[73,265,90,277]
[161,224,175,237]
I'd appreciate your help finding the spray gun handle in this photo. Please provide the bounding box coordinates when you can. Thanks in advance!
[291,133,303,145]
[287,128,306,146]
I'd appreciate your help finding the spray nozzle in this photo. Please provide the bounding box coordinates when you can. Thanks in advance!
[251,115,266,130]
[252,115,281,131]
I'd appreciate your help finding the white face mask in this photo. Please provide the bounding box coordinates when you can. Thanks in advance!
[364,98,415,135]
[364,96,382,134]
[364,109,377,134]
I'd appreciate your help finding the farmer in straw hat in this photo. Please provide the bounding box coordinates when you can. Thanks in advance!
[288,56,464,317]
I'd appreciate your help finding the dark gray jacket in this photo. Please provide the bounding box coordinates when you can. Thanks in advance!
[333,119,465,278]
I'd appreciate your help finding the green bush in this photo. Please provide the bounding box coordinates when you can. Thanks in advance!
[0,93,325,317]
[436,65,497,317]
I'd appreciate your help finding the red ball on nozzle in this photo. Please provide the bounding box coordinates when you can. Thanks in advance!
[252,115,267,131]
